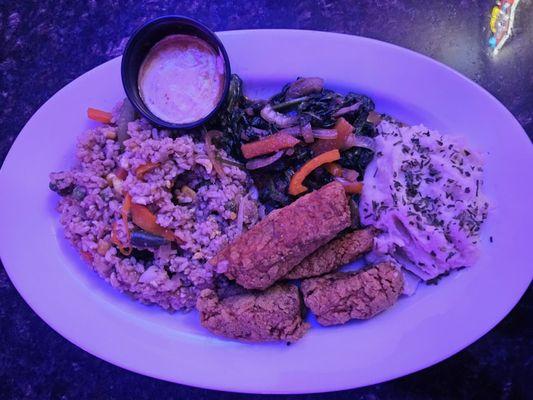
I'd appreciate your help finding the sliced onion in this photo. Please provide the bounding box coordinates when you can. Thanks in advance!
[333,102,361,117]
[342,168,359,182]
[335,177,353,185]
[313,129,338,140]
[355,135,376,151]
[245,150,285,170]
[301,123,314,143]
[344,134,376,151]
[276,126,301,136]
[260,104,298,128]
[205,130,226,178]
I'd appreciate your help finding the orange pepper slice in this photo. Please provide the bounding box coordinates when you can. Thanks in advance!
[135,162,160,180]
[87,107,113,124]
[130,203,176,242]
[341,181,363,194]
[312,117,354,155]
[110,193,132,255]
[241,132,300,159]
[80,250,94,263]
[288,149,341,196]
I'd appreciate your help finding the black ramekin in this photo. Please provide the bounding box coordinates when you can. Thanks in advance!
[121,15,231,130]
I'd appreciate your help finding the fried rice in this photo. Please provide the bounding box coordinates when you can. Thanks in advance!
[50,103,263,311]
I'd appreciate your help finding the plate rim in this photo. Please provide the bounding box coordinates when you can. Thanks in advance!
[0,29,531,394]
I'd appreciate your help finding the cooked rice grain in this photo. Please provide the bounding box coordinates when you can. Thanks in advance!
[51,115,262,311]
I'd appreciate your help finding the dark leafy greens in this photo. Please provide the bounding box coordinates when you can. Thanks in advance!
[210,75,379,211]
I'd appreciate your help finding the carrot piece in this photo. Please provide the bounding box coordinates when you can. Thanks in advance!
[109,193,133,255]
[288,149,341,196]
[111,221,130,255]
[312,117,354,155]
[334,117,354,150]
[80,250,93,263]
[241,132,300,159]
[122,193,132,228]
[135,162,160,180]
[130,203,176,242]
[115,167,128,181]
[342,181,364,194]
[87,107,113,124]
[325,162,343,177]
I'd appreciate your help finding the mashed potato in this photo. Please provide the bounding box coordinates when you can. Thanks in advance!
[360,120,489,281]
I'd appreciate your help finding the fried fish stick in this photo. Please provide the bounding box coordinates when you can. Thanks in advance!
[210,182,351,290]
[197,284,309,342]
[285,227,377,280]
[301,262,403,326]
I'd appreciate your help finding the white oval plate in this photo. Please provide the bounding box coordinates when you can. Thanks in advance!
[0,30,532,394]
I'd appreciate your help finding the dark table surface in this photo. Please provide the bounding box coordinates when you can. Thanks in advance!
[1,1,532,399]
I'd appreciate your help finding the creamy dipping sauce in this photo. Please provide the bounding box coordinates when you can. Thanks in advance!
[138,34,225,124]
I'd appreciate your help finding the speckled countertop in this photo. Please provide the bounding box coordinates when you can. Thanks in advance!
[0,1,532,399]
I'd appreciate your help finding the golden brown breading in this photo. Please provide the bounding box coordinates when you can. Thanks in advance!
[210,182,351,290]
[285,227,377,280]
[300,262,403,326]
[197,284,309,342]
